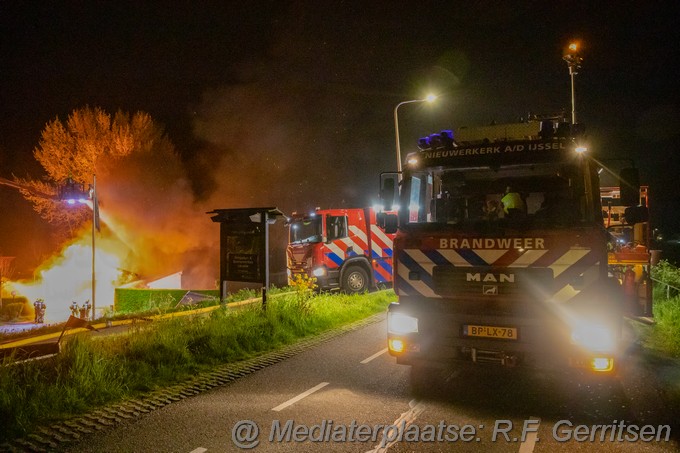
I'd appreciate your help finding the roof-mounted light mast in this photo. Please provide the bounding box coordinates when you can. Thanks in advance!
[563,41,583,125]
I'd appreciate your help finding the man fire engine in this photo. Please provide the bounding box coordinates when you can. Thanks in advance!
[379,118,647,386]
[286,208,394,293]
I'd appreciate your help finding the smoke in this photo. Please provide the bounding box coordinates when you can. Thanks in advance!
[12,4,464,292]
[188,4,468,221]
[193,61,395,217]
[181,6,464,283]
[95,134,219,288]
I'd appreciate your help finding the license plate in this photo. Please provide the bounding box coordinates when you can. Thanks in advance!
[463,324,518,340]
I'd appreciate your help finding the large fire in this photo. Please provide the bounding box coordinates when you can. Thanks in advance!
[5,192,217,323]
[8,228,126,323]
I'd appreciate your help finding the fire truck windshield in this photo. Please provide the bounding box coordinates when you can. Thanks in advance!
[289,217,322,244]
[400,162,593,229]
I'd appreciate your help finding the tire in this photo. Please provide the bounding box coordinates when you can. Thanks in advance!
[342,265,369,294]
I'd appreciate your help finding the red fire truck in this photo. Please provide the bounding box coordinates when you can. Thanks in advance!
[379,119,648,386]
[286,208,395,293]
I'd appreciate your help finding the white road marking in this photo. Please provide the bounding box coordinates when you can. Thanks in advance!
[272,382,330,412]
[189,448,207,453]
[518,416,541,453]
[366,399,426,452]
[361,348,388,364]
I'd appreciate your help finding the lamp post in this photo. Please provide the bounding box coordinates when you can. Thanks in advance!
[563,42,582,125]
[394,94,437,173]
[564,43,592,217]
[61,175,97,321]
[90,175,97,321]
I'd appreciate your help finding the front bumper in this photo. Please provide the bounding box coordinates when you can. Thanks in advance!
[387,302,620,374]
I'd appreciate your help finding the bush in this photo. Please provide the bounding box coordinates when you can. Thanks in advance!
[1,302,26,321]
[648,260,680,356]
[652,260,680,293]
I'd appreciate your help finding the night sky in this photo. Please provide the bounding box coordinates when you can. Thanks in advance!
[1,1,679,273]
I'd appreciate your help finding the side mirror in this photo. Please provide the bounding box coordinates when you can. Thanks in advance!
[619,167,640,207]
[624,205,648,225]
[380,172,399,211]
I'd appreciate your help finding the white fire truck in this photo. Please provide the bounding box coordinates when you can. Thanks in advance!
[379,119,647,385]
[286,208,394,293]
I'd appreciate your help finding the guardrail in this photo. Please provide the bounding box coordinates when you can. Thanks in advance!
[651,277,680,299]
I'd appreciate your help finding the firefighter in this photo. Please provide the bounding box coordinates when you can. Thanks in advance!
[33,299,41,323]
[34,299,46,323]
[484,199,500,220]
[84,300,91,320]
[501,186,526,218]
[70,301,79,317]
[79,302,89,321]
[623,265,638,315]
[638,268,652,316]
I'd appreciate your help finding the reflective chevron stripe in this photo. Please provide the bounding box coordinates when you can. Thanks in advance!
[398,245,599,302]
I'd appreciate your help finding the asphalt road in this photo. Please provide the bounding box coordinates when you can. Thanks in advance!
[60,316,679,453]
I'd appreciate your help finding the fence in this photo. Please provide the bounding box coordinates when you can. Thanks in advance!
[651,277,680,299]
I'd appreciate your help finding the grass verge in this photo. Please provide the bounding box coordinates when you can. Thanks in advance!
[0,289,393,442]
[0,287,291,343]
[648,260,680,356]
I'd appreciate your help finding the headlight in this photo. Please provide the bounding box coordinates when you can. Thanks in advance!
[312,267,327,277]
[388,339,405,353]
[570,322,616,353]
[388,312,418,334]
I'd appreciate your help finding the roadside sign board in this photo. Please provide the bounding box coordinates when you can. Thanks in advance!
[209,207,285,303]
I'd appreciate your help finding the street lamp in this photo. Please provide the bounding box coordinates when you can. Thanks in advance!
[563,41,582,125]
[394,94,437,173]
[61,175,98,321]
[563,43,592,218]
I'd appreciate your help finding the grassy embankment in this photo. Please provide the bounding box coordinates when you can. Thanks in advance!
[0,287,266,342]
[0,287,394,442]
[646,260,680,356]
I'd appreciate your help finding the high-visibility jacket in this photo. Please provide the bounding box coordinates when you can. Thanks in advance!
[501,192,525,213]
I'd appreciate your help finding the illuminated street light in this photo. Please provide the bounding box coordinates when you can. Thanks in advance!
[394,94,437,173]
[61,175,99,321]
[60,178,89,204]
[563,41,583,124]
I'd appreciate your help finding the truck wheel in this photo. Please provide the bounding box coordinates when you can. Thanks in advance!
[342,266,369,294]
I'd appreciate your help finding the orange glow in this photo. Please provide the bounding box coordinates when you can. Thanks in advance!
[568,42,578,52]
[8,228,125,323]
[591,357,614,372]
[388,338,405,353]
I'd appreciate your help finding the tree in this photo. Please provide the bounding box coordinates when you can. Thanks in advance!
[17,106,172,236]
[0,256,15,309]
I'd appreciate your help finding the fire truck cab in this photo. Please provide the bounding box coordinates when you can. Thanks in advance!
[379,119,646,383]
[286,208,394,293]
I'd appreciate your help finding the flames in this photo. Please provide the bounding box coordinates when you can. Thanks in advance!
[5,194,217,323]
[8,227,126,323]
